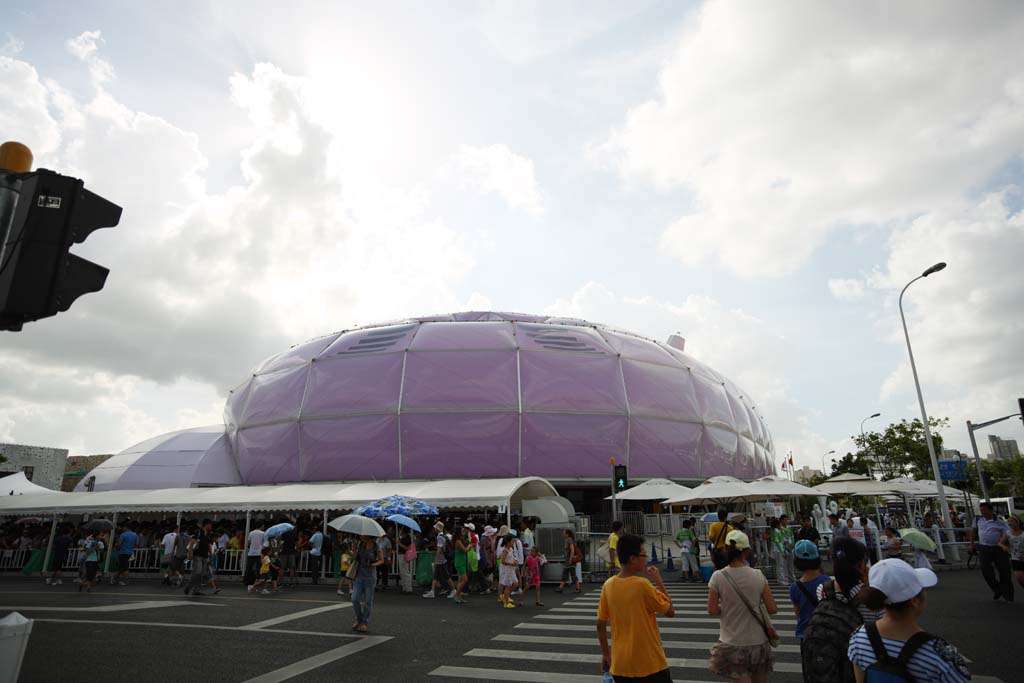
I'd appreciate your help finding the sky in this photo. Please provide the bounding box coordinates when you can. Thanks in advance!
[2,1,1022,475]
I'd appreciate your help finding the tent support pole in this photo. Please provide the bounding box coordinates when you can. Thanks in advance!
[176,511,182,529]
[322,509,328,581]
[42,513,59,580]
[103,512,118,578]
[506,499,511,529]
[243,510,251,578]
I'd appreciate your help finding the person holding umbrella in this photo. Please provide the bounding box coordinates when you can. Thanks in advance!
[352,535,385,632]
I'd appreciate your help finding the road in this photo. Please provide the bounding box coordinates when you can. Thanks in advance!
[0,569,1013,682]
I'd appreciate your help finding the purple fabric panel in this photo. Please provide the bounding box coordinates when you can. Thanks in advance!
[521,413,627,478]
[700,425,738,478]
[409,321,516,350]
[401,412,518,478]
[259,334,338,373]
[514,322,615,354]
[321,323,418,357]
[193,436,243,485]
[602,331,677,365]
[751,444,765,478]
[745,403,766,446]
[692,373,735,428]
[224,378,254,428]
[726,392,753,438]
[520,352,626,412]
[299,416,399,481]
[237,422,301,484]
[402,350,517,410]
[301,353,403,416]
[621,359,700,420]
[628,417,702,478]
[734,436,756,479]
[239,365,309,426]
[133,449,205,467]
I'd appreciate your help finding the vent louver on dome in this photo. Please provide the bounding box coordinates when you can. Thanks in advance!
[333,324,416,355]
[524,327,602,353]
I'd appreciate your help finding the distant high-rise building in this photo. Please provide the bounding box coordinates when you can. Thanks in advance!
[795,465,823,483]
[987,435,1020,461]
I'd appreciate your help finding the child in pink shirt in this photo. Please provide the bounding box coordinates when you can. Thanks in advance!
[526,546,543,607]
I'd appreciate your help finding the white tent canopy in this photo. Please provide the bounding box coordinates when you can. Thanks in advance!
[662,476,762,506]
[812,473,914,496]
[604,478,693,501]
[0,472,53,496]
[744,475,821,497]
[0,477,558,515]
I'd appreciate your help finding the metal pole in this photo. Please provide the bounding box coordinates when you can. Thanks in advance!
[899,274,956,560]
[966,421,990,502]
[42,514,59,580]
[322,509,328,581]
[103,512,118,577]
[243,511,251,582]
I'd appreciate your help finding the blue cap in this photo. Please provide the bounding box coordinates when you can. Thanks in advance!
[794,539,819,560]
[510,529,518,537]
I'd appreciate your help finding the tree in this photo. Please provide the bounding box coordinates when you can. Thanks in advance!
[981,457,1024,498]
[829,451,871,477]
[851,417,949,480]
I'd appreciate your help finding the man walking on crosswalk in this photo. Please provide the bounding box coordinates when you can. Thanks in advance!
[597,534,675,682]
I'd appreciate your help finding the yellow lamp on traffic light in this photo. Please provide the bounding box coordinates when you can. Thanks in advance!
[0,142,33,173]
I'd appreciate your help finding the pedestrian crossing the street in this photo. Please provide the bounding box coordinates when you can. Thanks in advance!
[429,582,806,682]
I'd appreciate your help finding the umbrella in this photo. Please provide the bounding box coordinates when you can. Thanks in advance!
[386,514,421,533]
[745,475,822,497]
[328,514,385,537]
[353,495,439,518]
[605,478,693,501]
[82,519,114,531]
[899,528,936,552]
[662,476,762,505]
[264,522,294,539]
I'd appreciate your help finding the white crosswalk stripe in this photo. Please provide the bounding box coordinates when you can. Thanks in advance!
[429,588,806,681]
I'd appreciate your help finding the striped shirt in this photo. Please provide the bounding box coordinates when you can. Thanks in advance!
[848,626,970,683]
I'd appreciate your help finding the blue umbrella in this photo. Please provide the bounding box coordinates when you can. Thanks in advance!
[264,522,294,539]
[387,514,421,532]
[353,495,439,518]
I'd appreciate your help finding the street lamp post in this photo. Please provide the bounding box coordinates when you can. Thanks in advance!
[899,262,957,559]
[821,450,835,476]
[861,412,881,478]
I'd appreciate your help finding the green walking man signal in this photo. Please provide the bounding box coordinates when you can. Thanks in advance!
[614,465,628,491]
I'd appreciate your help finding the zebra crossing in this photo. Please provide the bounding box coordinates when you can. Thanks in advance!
[429,580,805,682]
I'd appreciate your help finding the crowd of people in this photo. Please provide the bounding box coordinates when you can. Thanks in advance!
[594,505,1021,683]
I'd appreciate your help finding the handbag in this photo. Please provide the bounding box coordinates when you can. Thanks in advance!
[468,547,479,572]
[345,553,360,580]
[403,544,417,563]
[721,571,780,648]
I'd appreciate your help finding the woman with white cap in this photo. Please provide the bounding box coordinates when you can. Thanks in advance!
[707,529,778,683]
[847,559,969,683]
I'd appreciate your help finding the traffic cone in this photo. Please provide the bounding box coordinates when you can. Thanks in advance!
[649,543,659,565]
[666,547,676,572]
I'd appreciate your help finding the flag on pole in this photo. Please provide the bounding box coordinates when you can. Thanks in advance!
[781,459,787,471]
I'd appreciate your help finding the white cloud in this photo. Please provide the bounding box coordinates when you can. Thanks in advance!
[828,278,866,301]
[1,33,23,56]
[603,2,1024,276]
[0,35,475,454]
[872,189,1024,451]
[450,144,544,215]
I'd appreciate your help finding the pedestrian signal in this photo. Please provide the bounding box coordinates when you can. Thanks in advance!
[613,465,628,491]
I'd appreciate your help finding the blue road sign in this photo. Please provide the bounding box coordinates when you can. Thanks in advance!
[938,460,967,482]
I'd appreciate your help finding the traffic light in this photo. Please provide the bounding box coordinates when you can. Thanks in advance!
[613,464,628,491]
[1018,397,1024,423]
[0,145,121,331]
[981,471,995,492]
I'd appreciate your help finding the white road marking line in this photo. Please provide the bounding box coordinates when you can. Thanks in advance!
[0,590,341,605]
[239,603,351,630]
[534,613,797,625]
[241,635,392,683]
[514,622,795,638]
[31,617,359,639]
[0,600,223,612]
[493,633,801,654]
[429,666,716,682]
[463,648,803,672]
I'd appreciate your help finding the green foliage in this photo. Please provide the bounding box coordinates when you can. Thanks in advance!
[848,417,949,480]
[980,457,1024,497]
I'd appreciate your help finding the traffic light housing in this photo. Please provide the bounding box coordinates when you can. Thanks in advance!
[1018,397,1024,423]
[981,471,995,492]
[613,465,628,491]
[0,163,121,331]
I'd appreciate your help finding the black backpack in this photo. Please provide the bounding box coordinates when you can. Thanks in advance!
[863,623,932,683]
[710,523,732,570]
[801,581,864,683]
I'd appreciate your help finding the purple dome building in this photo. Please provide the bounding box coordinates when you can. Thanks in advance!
[223,312,774,487]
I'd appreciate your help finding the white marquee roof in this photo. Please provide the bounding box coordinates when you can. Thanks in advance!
[0,477,557,515]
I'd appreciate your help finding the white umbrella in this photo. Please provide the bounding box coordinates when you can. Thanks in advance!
[662,476,761,505]
[605,478,694,501]
[812,474,900,496]
[328,514,385,537]
[745,475,821,497]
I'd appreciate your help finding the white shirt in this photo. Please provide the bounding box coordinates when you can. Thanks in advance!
[247,529,266,556]
[161,532,176,557]
[498,538,525,566]
[217,533,229,550]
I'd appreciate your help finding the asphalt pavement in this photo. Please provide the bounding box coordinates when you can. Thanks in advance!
[0,568,1014,682]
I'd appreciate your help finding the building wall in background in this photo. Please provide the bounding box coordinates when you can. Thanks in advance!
[0,443,69,490]
[62,454,115,491]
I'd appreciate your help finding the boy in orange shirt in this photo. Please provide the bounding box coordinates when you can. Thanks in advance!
[597,533,675,682]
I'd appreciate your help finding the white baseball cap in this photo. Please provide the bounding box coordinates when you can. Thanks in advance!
[868,558,937,604]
